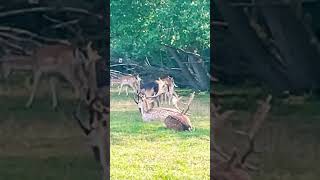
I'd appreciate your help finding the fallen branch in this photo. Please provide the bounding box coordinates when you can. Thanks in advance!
[0,26,70,45]
[0,37,25,52]
[50,19,80,29]
[0,7,102,19]
[0,32,42,47]
[162,43,202,58]
[42,15,84,43]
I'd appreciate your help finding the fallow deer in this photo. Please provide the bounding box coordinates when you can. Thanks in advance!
[133,90,194,131]
[139,78,168,108]
[160,76,178,105]
[212,95,272,180]
[118,74,141,96]
[25,41,100,109]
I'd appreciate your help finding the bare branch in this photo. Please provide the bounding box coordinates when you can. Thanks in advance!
[0,32,42,47]
[0,37,25,52]
[0,26,70,45]
[50,19,80,29]
[162,44,202,58]
[237,95,272,166]
[0,7,102,19]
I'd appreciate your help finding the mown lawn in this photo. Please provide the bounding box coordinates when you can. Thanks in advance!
[110,87,210,179]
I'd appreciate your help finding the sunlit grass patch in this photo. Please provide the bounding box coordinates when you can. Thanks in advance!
[110,87,210,179]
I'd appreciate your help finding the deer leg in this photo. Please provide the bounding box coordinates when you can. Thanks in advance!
[49,77,58,110]
[162,94,165,105]
[98,131,108,180]
[2,66,11,92]
[125,86,128,96]
[169,94,173,105]
[118,84,123,95]
[165,94,168,105]
[156,97,160,107]
[63,71,81,99]
[24,76,33,91]
[26,70,42,108]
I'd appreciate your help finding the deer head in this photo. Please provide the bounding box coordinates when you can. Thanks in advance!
[133,90,150,114]
[155,78,167,95]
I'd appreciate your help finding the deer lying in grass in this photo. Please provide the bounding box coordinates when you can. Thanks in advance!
[118,74,141,95]
[133,90,194,131]
[212,95,272,180]
[72,88,109,180]
[25,41,100,109]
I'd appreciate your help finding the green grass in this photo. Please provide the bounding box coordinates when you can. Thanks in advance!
[215,85,320,180]
[0,79,100,180]
[110,87,210,179]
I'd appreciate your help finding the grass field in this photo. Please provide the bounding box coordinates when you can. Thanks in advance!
[0,77,100,180]
[1,75,320,180]
[110,87,210,179]
[214,85,320,180]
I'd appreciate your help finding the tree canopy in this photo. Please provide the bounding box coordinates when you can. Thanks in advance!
[111,0,210,65]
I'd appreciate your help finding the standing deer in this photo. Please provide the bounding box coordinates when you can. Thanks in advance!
[25,41,100,109]
[139,78,168,108]
[160,76,178,105]
[212,95,272,180]
[118,74,141,96]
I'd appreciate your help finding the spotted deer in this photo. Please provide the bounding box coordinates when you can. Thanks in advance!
[118,74,141,96]
[139,78,168,108]
[25,41,100,109]
[133,90,194,131]
[160,76,178,105]
[212,95,272,180]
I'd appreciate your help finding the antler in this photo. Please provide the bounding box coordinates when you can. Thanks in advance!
[211,102,235,136]
[133,93,139,104]
[239,95,272,166]
[182,92,195,115]
[72,102,91,135]
[212,95,272,179]
[172,94,183,112]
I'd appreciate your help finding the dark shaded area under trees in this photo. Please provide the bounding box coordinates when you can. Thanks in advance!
[212,0,320,95]
[0,0,108,87]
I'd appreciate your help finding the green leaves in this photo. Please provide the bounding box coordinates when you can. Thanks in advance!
[111,0,210,63]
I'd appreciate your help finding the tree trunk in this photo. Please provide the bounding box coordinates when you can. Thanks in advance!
[166,47,200,89]
[213,0,290,92]
[188,54,210,90]
[259,0,320,92]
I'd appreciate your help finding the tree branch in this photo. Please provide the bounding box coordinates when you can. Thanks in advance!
[0,7,102,19]
[0,26,70,45]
